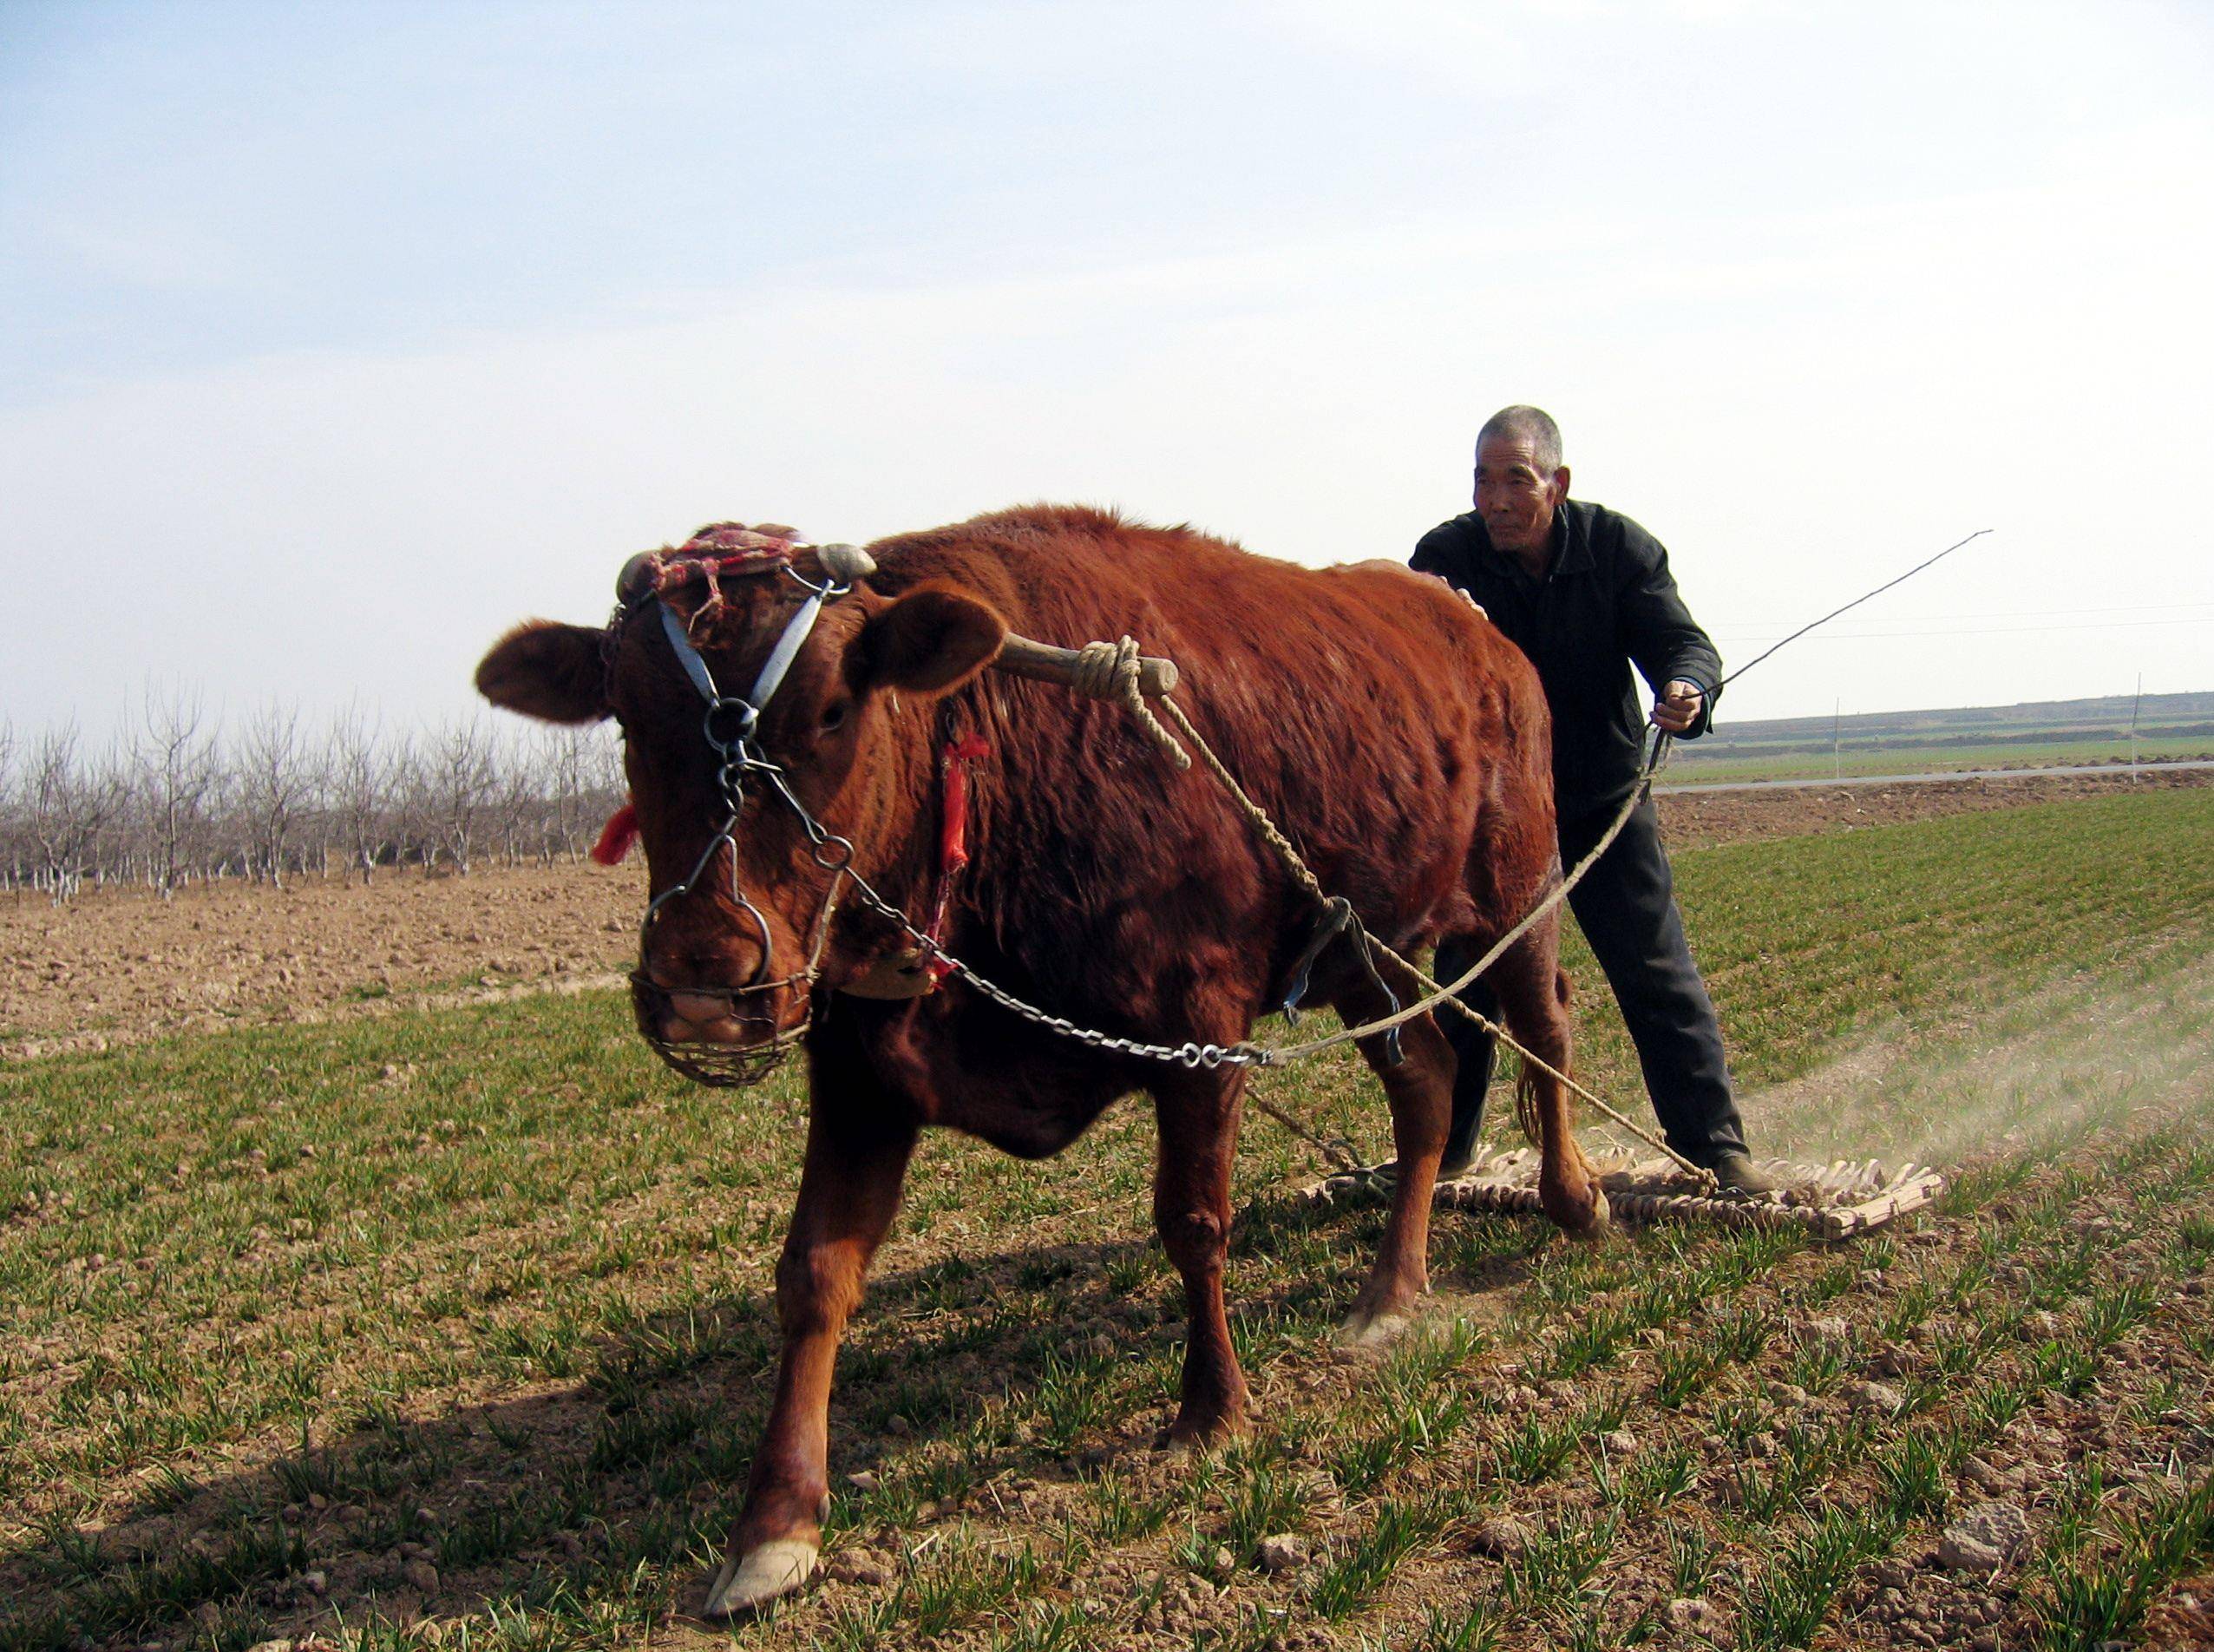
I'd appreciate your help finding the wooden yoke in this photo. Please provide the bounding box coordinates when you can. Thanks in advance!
[992,633,1180,699]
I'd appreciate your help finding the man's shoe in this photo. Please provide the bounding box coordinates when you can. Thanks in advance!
[1705,1150,1779,1197]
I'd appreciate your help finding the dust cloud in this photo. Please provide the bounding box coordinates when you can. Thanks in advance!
[1738,950,2214,1170]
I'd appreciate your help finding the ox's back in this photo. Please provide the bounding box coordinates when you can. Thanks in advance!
[868,505,1554,976]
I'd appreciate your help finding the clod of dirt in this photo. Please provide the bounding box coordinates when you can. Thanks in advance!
[1849,1379,1908,1414]
[1962,1454,2025,1493]
[1602,1427,1640,1457]
[1870,1340,1916,1375]
[1470,1515,1533,1558]
[1256,1533,1309,1574]
[2142,1577,2214,1644]
[828,1546,894,1587]
[1937,1501,2031,1571]
[401,1557,440,1591]
[1666,1596,1721,1631]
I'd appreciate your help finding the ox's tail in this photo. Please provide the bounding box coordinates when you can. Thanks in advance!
[1512,967,1575,1145]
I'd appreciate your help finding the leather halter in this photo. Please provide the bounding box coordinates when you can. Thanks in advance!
[614,528,865,1086]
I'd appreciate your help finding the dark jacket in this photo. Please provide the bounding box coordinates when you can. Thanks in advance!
[1412,497,1722,820]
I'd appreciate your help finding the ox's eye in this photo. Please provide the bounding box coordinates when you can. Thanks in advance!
[820,701,850,733]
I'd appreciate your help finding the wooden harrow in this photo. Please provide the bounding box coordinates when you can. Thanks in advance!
[1300,1147,1946,1241]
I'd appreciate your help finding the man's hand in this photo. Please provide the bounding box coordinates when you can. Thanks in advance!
[1653,679,1705,734]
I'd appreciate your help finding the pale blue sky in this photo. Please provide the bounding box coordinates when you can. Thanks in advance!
[4,1,2211,738]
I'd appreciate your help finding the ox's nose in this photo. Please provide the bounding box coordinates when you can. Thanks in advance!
[663,990,746,1045]
[667,989,731,1026]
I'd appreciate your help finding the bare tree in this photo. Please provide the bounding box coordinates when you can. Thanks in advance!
[134,679,219,898]
[429,716,495,875]
[0,718,18,895]
[328,703,394,884]
[23,724,123,902]
[548,725,600,862]
[238,698,313,888]
[491,729,540,866]
[0,692,626,890]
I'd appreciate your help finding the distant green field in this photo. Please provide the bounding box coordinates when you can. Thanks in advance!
[1665,732,2214,784]
[4,790,2212,1651]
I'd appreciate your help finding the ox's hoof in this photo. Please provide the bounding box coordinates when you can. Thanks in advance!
[1569,1187,1612,1242]
[1160,1400,1250,1451]
[1542,1182,1611,1240]
[1335,1309,1412,1351]
[702,1538,819,1619]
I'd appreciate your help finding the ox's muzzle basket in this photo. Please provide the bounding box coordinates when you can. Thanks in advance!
[627,972,809,1088]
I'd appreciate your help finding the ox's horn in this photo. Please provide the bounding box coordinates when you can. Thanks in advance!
[992,633,1180,699]
[816,543,876,586]
[616,552,658,600]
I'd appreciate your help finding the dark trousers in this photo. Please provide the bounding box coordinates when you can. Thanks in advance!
[1436,798,1748,1167]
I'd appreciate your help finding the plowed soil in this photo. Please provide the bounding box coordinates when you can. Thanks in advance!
[1,862,644,1059]
[1656,762,2213,847]
[7,768,2206,1059]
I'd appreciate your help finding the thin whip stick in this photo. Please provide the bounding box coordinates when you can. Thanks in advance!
[1719,528,1991,688]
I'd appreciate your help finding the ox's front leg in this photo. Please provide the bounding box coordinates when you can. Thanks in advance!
[704,1092,916,1618]
[1341,1002,1455,1346]
[1151,1068,1252,1446]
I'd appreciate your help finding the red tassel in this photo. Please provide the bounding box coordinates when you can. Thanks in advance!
[591,802,640,867]
[937,735,991,877]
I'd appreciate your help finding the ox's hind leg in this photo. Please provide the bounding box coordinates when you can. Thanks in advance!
[1151,1065,1253,1445]
[704,1063,917,1618]
[1486,917,1607,1236]
[1334,963,1457,1345]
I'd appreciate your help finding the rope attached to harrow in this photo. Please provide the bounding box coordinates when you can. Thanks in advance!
[1066,522,1995,1183]
[1072,636,1706,1183]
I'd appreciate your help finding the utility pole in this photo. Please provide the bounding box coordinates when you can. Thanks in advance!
[2131,672,2142,780]
[1833,697,1842,781]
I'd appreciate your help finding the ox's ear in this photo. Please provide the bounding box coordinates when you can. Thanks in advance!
[475,620,608,724]
[856,586,1007,697]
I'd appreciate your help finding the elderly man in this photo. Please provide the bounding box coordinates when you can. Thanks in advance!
[1412,405,1772,1195]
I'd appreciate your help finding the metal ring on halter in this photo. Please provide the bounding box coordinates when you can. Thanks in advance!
[703,698,757,752]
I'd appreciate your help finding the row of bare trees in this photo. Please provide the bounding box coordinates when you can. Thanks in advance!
[0,685,625,901]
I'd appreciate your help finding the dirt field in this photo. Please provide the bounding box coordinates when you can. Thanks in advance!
[3,788,2211,1650]
[9,768,2207,1064]
[0,862,645,1060]
[1655,762,2214,848]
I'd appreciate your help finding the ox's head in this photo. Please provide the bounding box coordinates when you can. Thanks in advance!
[475,523,1005,1083]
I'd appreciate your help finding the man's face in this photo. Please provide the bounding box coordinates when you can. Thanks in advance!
[1472,435,1569,557]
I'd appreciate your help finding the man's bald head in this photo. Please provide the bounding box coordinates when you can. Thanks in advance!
[1476,404,1563,475]
[1471,404,1571,566]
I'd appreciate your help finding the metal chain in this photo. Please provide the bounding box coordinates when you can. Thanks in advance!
[652,596,1689,1172]
[761,771,1261,1071]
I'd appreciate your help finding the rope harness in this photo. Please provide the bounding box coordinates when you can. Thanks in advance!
[612,527,1989,1187]
[616,547,1688,1176]
[1072,636,1700,1180]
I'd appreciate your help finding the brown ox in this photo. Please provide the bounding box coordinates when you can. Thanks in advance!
[475,504,1603,1615]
